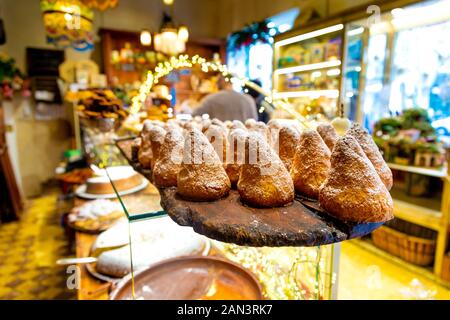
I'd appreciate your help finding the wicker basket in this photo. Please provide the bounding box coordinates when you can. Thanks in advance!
[372,226,436,266]
[442,254,450,282]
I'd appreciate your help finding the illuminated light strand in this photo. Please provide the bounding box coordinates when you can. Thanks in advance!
[131,54,310,128]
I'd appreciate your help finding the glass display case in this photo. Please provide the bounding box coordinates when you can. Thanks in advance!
[273,22,345,121]
[105,167,339,300]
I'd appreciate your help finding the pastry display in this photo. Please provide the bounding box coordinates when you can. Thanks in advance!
[249,121,272,145]
[177,129,231,201]
[225,129,248,187]
[238,133,294,208]
[152,128,185,188]
[131,137,141,163]
[316,123,338,151]
[290,130,331,199]
[68,199,124,232]
[276,125,301,171]
[77,89,128,121]
[231,120,246,131]
[319,135,394,223]
[348,123,393,190]
[85,166,144,195]
[148,125,167,170]
[204,124,228,163]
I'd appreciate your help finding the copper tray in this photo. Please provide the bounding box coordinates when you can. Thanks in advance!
[110,256,264,300]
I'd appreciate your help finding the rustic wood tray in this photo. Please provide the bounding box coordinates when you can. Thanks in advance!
[116,137,385,247]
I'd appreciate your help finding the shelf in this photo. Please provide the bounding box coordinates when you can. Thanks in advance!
[393,199,442,231]
[274,60,342,76]
[275,24,344,48]
[388,163,448,178]
[274,89,340,99]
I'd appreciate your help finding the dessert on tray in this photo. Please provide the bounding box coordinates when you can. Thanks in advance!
[238,133,295,208]
[127,116,394,224]
[85,166,144,195]
[319,135,394,223]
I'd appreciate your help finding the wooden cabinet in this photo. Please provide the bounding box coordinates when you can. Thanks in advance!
[0,103,23,221]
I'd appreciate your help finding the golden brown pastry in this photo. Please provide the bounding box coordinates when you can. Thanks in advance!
[245,118,257,129]
[152,128,185,188]
[204,124,228,163]
[319,135,394,223]
[225,129,248,187]
[177,129,231,201]
[249,121,272,145]
[231,120,246,131]
[347,123,393,190]
[290,130,331,199]
[137,123,154,169]
[238,133,294,208]
[148,125,167,170]
[131,137,141,163]
[276,125,300,171]
[317,123,338,151]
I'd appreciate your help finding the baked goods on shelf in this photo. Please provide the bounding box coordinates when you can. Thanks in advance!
[68,199,124,232]
[348,123,393,190]
[276,125,301,171]
[225,129,248,187]
[152,128,185,188]
[121,116,394,224]
[290,130,331,199]
[204,124,229,163]
[147,125,167,170]
[237,133,295,208]
[85,166,144,195]
[317,123,338,151]
[319,135,394,223]
[77,89,128,121]
[177,129,231,201]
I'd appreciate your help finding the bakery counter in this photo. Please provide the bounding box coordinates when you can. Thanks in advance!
[73,183,162,300]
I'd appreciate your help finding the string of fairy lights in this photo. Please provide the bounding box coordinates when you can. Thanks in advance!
[131,54,311,128]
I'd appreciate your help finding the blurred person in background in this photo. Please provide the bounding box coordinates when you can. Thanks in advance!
[192,76,257,122]
[243,79,271,123]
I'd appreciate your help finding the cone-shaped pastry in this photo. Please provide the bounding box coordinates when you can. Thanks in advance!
[245,118,257,129]
[249,121,272,145]
[177,129,231,201]
[152,128,185,188]
[225,129,248,187]
[148,126,167,170]
[276,125,301,171]
[137,123,154,169]
[131,137,141,163]
[319,135,394,223]
[231,120,246,131]
[290,130,331,199]
[317,123,338,151]
[204,124,228,163]
[238,133,294,208]
[347,123,393,190]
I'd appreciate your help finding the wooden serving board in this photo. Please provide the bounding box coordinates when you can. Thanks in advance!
[116,138,385,247]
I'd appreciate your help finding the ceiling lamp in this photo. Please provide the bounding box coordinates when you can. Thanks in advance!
[40,0,94,51]
[140,29,152,46]
[81,0,118,10]
[154,12,188,56]
[163,0,174,5]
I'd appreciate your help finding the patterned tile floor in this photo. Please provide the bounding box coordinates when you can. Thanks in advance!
[0,191,75,300]
[0,190,449,300]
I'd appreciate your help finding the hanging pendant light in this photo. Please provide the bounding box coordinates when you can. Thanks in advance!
[140,29,152,46]
[178,25,189,42]
[153,12,188,56]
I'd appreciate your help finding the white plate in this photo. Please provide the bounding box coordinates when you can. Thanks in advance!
[75,179,149,200]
